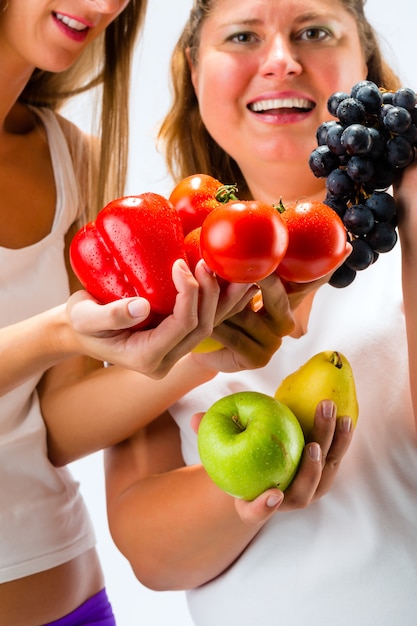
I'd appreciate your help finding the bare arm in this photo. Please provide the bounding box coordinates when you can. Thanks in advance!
[40,273,295,465]
[40,354,217,466]
[105,403,353,591]
[395,162,417,430]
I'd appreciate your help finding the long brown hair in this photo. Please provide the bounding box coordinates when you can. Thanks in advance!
[20,0,148,219]
[159,0,401,191]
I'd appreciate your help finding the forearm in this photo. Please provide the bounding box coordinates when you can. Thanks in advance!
[105,434,260,591]
[396,169,417,429]
[41,354,217,465]
[0,305,77,396]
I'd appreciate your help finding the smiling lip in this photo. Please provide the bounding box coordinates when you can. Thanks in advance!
[248,92,316,119]
[52,12,92,42]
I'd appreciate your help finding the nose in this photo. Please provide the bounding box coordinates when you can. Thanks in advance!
[260,35,302,78]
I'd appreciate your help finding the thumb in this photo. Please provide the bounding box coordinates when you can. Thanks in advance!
[234,488,284,525]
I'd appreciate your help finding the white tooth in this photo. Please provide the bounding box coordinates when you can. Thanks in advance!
[250,97,311,112]
[55,12,86,31]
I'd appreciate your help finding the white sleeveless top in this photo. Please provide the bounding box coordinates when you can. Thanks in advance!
[0,108,95,582]
[171,241,417,625]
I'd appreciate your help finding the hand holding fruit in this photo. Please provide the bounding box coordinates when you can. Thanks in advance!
[191,272,295,373]
[66,258,236,379]
[193,396,353,518]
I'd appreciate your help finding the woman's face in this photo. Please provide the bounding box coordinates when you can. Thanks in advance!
[190,0,368,175]
[0,0,130,72]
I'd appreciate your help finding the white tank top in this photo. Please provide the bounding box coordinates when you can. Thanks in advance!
[171,241,417,625]
[0,107,95,582]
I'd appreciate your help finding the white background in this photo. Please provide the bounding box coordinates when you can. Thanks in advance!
[67,1,417,624]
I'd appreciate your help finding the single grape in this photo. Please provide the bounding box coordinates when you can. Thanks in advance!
[365,222,398,253]
[350,80,383,113]
[346,156,375,183]
[343,204,375,235]
[364,191,396,222]
[326,168,356,198]
[381,91,395,105]
[385,136,414,168]
[316,120,338,145]
[345,238,375,270]
[336,97,366,125]
[323,194,348,219]
[329,263,357,288]
[327,91,350,116]
[326,123,346,156]
[392,87,416,112]
[309,146,340,177]
[341,124,372,155]
[383,106,412,134]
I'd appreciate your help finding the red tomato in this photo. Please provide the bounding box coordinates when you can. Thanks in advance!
[184,226,229,289]
[276,199,347,283]
[200,200,289,283]
[169,174,237,236]
[184,227,203,275]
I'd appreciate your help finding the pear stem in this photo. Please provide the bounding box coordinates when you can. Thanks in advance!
[331,351,343,369]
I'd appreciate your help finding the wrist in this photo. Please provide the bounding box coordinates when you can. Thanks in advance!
[175,353,218,389]
[45,304,84,360]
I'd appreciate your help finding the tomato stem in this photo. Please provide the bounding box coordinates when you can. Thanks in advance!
[274,198,286,214]
[216,184,239,203]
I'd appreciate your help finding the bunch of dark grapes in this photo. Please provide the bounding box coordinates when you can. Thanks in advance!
[309,80,417,288]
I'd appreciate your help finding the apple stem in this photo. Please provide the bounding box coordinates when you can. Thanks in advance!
[232,415,245,431]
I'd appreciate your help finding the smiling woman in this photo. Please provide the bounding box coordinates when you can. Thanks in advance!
[0,1,152,625]
[70,0,417,626]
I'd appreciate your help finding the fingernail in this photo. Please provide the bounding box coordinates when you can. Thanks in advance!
[266,493,284,508]
[200,260,215,276]
[177,258,193,274]
[321,399,336,420]
[308,443,322,462]
[340,416,352,433]
[127,299,150,318]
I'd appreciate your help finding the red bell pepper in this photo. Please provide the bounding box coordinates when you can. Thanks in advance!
[69,193,187,329]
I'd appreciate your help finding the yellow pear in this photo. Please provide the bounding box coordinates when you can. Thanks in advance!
[192,337,223,353]
[274,351,358,436]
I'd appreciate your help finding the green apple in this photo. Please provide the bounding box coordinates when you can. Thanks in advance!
[197,391,305,501]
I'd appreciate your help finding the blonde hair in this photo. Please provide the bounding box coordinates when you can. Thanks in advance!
[159,0,401,192]
[20,0,148,220]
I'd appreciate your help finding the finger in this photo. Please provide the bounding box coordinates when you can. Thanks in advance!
[314,415,353,498]
[256,273,295,337]
[68,291,151,333]
[127,261,219,375]
[307,400,338,459]
[211,278,258,326]
[191,412,205,434]
[212,306,285,369]
[234,488,284,525]
[279,443,322,510]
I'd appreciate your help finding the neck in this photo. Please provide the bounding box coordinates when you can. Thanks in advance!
[0,46,35,131]
[241,160,327,205]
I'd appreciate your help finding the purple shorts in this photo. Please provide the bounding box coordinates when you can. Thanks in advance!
[44,588,116,625]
